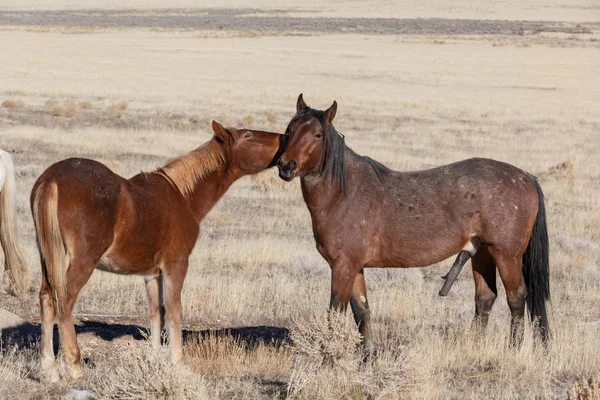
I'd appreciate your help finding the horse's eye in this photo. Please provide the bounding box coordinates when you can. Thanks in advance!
[244,131,253,138]
[315,133,323,139]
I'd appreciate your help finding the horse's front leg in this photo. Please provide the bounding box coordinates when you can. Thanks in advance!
[329,259,358,312]
[349,269,375,360]
[162,259,189,365]
[144,274,165,349]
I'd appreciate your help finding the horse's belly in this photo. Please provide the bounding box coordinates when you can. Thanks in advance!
[96,256,128,274]
[96,250,158,276]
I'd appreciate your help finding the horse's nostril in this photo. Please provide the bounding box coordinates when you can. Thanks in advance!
[277,158,285,168]
[289,160,297,170]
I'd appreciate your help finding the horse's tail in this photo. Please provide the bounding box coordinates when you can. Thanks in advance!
[32,181,68,315]
[0,150,30,297]
[523,173,550,342]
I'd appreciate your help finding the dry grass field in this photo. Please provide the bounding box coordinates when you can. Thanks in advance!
[0,1,599,399]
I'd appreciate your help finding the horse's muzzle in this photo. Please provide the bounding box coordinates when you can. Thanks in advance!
[277,159,297,181]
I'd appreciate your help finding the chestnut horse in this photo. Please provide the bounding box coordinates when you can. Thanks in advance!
[0,149,29,297]
[29,122,283,381]
[277,95,550,356]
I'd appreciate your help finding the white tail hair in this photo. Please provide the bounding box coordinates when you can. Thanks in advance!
[0,149,30,297]
[32,181,68,314]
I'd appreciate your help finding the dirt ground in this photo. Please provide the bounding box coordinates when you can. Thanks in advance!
[1,2,599,399]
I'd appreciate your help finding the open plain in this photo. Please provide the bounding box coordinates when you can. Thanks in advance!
[1,1,599,398]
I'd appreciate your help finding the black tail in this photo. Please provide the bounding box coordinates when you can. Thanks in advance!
[523,173,550,342]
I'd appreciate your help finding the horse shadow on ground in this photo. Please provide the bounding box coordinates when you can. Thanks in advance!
[0,319,290,355]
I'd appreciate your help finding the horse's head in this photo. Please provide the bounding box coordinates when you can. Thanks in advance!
[277,94,338,182]
[211,120,284,175]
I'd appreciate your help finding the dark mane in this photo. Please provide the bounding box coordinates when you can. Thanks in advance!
[286,108,391,195]
[362,156,392,181]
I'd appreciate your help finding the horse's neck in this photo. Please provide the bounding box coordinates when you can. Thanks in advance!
[300,151,357,215]
[186,164,238,222]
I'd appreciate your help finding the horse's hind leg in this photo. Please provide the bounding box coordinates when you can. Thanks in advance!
[489,249,527,347]
[144,274,165,348]
[39,264,59,382]
[349,269,375,358]
[471,248,497,332]
[58,258,95,379]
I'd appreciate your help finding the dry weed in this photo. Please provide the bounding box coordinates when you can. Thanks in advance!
[546,160,576,180]
[107,101,128,111]
[186,333,291,379]
[288,311,420,399]
[78,101,93,109]
[263,111,277,123]
[571,377,600,400]
[51,100,79,118]
[242,115,256,126]
[105,101,128,119]
[1,99,25,109]
[88,343,209,399]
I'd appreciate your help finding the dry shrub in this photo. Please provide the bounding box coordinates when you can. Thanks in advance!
[0,345,69,399]
[288,311,419,399]
[44,99,58,109]
[189,114,201,123]
[242,115,256,126]
[571,377,600,400]
[88,343,208,399]
[107,101,128,111]
[547,160,576,180]
[290,311,361,365]
[78,101,93,109]
[186,333,291,379]
[106,101,128,120]
[263,111,277,123]
[1,99,25,109]
[178,120,192,131]
[51,100,79,118]
[207,211,230,228]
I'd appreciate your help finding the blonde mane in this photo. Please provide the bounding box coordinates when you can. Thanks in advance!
[158,140,225,196]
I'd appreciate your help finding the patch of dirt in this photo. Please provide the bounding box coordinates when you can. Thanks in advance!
[0,8,595,36]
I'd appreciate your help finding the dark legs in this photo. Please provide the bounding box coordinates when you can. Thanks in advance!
[471,249,497,331]
[349,270,375,358]
[330,263,374,358]
[489,248,527,347]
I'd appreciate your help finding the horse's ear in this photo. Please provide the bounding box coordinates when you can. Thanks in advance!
[211,120,228,142]
[296,93,308,113]
[324,100,337,124]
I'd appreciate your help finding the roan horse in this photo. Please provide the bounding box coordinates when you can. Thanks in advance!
[28,122,283,381]
[277,95,550,356]
[0,149,30,297]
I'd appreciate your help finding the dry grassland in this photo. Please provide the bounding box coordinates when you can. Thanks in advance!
[0,4,599,399]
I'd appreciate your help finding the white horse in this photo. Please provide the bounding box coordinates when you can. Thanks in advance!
[0,149,29,296]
